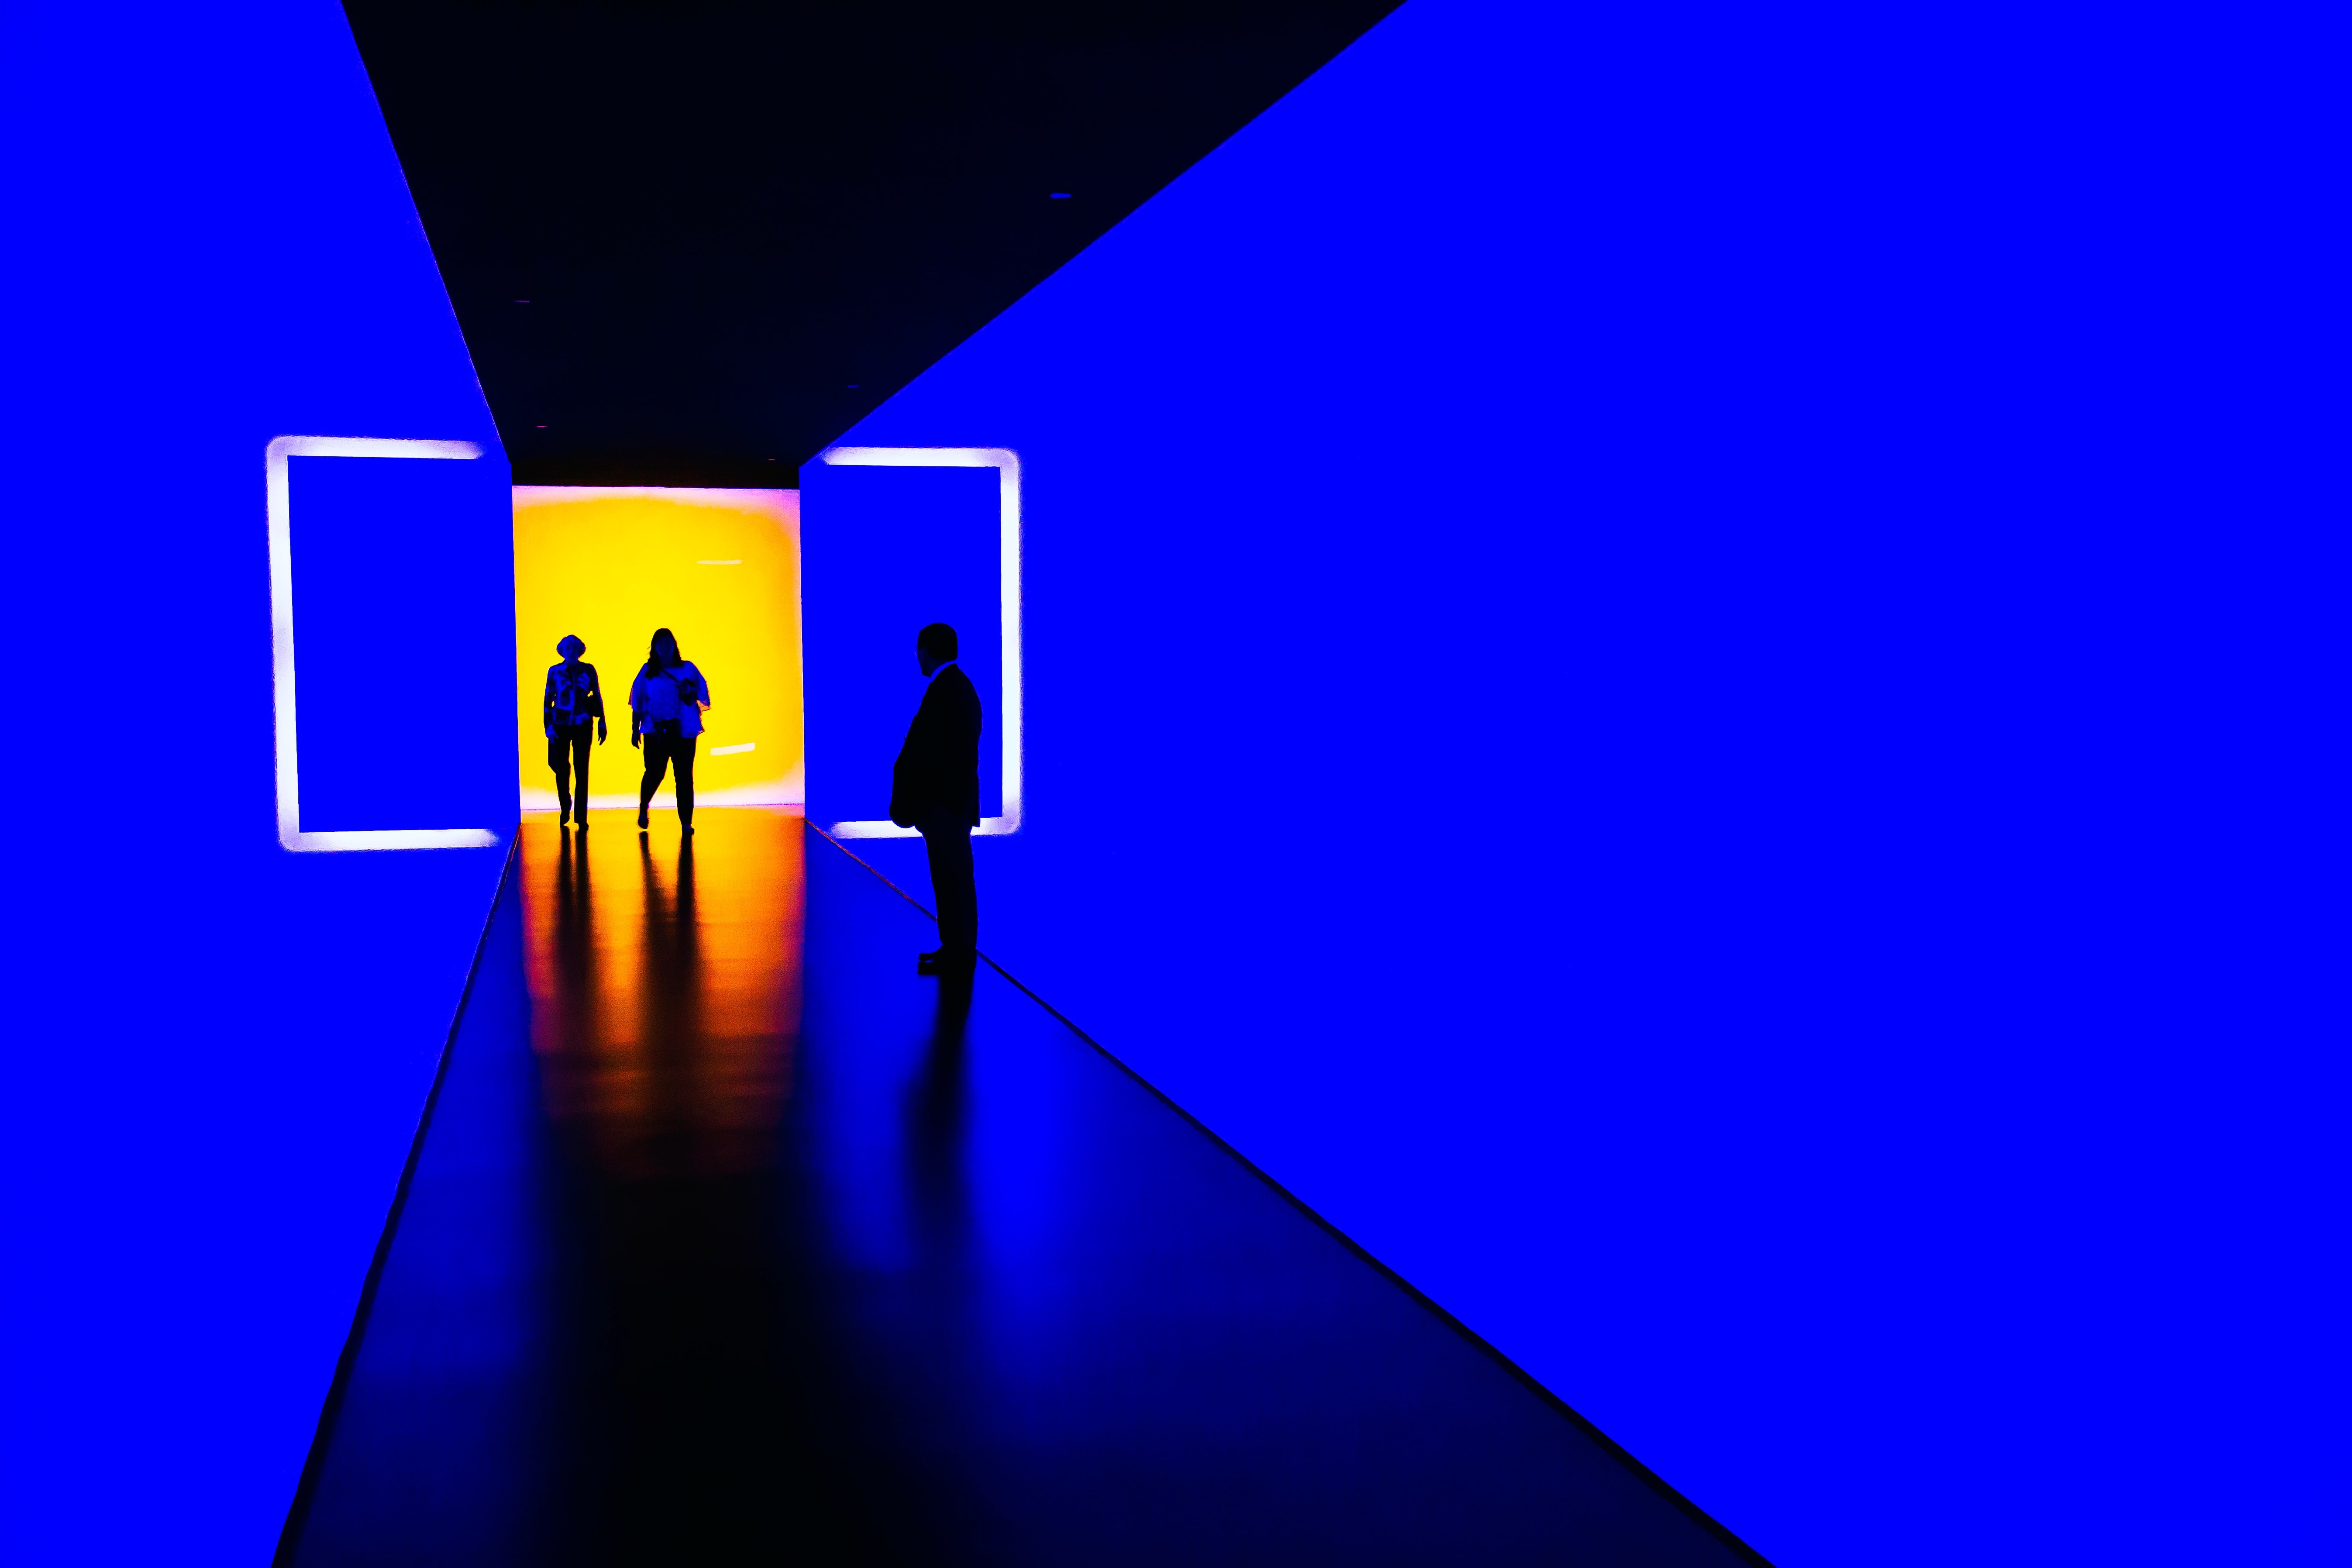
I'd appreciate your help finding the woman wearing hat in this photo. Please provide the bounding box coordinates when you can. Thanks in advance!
[542,634,607,827]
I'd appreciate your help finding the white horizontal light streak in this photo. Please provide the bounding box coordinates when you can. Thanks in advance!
[266,435,500,853]
[816,445,1023,839]
[709,741,757,755]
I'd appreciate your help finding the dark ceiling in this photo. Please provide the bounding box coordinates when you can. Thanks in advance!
[344,0,1401,486]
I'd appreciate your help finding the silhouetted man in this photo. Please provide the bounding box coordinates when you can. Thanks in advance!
[891,622,982,974]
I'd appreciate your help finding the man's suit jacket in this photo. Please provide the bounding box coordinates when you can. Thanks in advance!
[890,662,984,830]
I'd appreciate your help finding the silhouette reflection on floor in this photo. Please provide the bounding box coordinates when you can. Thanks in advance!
[282,810,1754,1567]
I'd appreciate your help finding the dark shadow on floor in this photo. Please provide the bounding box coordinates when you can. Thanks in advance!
[282,810,1756,1567]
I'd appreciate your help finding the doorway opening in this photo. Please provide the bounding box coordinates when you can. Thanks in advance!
[512,486,803,814]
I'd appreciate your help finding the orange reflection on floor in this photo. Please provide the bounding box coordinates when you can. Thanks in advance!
[520,809,806,1179]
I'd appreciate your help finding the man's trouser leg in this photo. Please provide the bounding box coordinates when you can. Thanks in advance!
[921,822,977,958]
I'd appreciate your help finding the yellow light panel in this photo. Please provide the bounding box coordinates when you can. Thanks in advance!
[513,487,802,811]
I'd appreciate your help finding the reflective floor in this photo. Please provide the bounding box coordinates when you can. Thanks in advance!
[283,810,1749,1566]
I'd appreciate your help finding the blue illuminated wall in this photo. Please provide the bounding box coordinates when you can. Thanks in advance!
[804,463,1007,825]
[0,5,513,1562]
[811,2,2345,1562]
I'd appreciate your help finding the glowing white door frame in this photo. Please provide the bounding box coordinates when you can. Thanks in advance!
[816,445,1023,838]
[265,435,500,852]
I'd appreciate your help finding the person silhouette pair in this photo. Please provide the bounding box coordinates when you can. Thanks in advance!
[541,627,712,833]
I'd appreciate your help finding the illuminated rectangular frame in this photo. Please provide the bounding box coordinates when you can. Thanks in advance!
[266,435,500,852]
[816,445,1023,838]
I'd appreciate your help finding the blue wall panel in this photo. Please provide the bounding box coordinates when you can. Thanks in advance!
[0,5,513,1562]
[809,2,2346,1562]
[289,455,518,834]
[803,462,1006,826]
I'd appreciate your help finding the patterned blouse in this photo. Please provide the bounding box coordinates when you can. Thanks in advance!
[543,661,605,735]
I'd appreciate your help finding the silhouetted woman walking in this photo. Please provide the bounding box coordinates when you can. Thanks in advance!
[543,634,606,828]
[630,627,712,834]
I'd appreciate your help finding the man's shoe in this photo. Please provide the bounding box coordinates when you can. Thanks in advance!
[636,807,650,830]
[917,948,975,975]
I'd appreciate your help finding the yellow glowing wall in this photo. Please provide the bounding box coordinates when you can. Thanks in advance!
[513,487,802,810]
